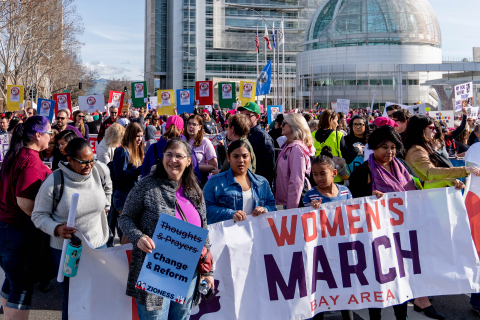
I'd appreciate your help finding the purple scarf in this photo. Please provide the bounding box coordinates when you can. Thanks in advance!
[368,154,416,193]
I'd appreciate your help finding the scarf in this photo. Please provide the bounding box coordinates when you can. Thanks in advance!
[368,153,416,193]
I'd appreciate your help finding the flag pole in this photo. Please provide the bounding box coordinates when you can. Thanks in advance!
[256,25,259,78]
[282,13,285,107]
[275,18,280,107]
[272,17,276,105]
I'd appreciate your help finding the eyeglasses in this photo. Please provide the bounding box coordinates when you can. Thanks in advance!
[57,117,66,120]
[187,122,200,127]
[426,126,436,131]
[71,157,96,166]
[40,131,53,136]
[164,152,188,160]
[77,115,85,119]
[353,123,365,127]
[27,112,33,115]
[202,114,208,117]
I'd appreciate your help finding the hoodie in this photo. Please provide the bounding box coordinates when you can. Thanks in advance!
[314,129,358,164]
[144,125,157,153]
[274,140,316,209]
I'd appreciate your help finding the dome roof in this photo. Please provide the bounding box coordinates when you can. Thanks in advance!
[304,0,442,50]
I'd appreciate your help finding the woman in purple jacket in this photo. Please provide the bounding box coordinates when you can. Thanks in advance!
[274,113,316,209]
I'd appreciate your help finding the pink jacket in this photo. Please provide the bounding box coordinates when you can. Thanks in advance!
[274,140,316,209]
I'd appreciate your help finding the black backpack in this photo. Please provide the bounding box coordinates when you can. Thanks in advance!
[51,163,107,212]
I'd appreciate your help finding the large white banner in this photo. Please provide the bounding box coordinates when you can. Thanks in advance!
[192,188,480,320]
[78,95,104,113]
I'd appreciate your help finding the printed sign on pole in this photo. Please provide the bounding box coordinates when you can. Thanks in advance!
[108,91,125,114]
[53,93,72,120]
[195,81,213,106]
[131,81,147,109]
[455,82,473,112]
[0,134,9,162]
[157,90,175,116]
[78,95,105,114]
[267,105,282,123]
[6,85,24,111]
[136,214,207,304]
[467,106,479,120]
[218,82,236,109]
[36,98,55,122]
[336,99,350,114]
[238,81,256,106]
[331,102,337,111]
[176,89,194,114]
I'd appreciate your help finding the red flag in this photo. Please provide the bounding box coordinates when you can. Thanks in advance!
[264,25,271,50]
[195,81,213,106]
[53,92,73,120]
[255,32,259,53]
[108,91,125,115]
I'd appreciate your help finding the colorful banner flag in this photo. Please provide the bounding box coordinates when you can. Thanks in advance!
[53,92,72,120]
[195,81,213,106]
[256,60,272,96]
[176,89,194,114]
[78,95,105,114]
[6,85,24,111]
[238,80,257,106]
[218,82,236,109]
[157,90,175,116]
[36,98,55,122]
[131,81,147,109]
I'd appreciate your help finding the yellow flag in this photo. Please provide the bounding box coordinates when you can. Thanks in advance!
[7,85,24,111]
[157,90,175,116]
[238,81,256,106]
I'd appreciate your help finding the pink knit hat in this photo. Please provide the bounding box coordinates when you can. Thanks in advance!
[166,115,184,130]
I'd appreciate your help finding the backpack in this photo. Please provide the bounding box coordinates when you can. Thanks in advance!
[51,163,107,212]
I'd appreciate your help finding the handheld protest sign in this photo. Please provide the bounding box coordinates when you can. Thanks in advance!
[136,213,207,304]
[7,85,24,111]
[36,98,55,123]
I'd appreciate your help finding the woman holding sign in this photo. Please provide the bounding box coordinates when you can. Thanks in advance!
[119,138,214,320]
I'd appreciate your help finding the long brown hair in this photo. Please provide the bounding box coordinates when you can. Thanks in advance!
[184,115,203,147]
[73,110,86,136]
[163,125,181,140]
[122,122,144,167]
[318,110,337,130]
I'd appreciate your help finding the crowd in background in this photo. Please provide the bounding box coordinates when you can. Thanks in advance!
[0,101,480,320]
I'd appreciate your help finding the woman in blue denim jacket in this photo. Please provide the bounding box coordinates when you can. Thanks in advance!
[204,140,277,224]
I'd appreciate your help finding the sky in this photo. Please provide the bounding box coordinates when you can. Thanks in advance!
[75,0,480,80]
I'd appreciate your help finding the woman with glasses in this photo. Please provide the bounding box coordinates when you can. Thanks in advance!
[0,116,52,319]
[119,138,214,320]
[32,138,112,320]
[185,115,218,185]
[274,114,316,209]
[201,109,218,135]
[345,115,368,154]
[150,116,162,135]
[73,110,89,140]
[26,107,37,118]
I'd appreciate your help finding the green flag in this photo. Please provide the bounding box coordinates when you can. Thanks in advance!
[131,81,147,108]
[218,82,236,109]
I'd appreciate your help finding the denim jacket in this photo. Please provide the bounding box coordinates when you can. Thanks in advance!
[204,168,277,224]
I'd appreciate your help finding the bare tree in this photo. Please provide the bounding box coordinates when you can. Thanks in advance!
[103,76,131,102]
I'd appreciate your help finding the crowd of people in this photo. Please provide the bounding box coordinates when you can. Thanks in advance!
[0,101,479,320]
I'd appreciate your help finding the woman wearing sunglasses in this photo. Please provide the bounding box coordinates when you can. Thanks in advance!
[73,110,89,140]
[32,138,112,320]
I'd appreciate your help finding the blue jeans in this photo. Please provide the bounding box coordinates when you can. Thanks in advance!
[471,293,480,311]
[52,243,107,320]
[0,221,33,310]
[113,190,129,211]
[136,271,198,320]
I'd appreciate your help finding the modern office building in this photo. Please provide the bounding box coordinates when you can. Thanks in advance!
[144,0,324,107]
[296,0,443,109]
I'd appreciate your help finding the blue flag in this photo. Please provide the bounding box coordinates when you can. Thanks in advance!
[256,60,272,96]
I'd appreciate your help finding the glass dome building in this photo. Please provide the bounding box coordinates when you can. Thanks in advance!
[296,0,443,109]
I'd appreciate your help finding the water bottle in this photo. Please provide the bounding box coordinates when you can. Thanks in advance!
[210,133,225,146]
[198,280,209,295]
[63,234,82,278]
